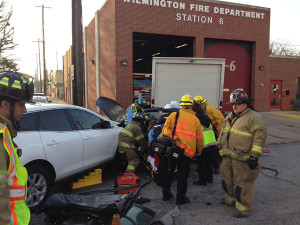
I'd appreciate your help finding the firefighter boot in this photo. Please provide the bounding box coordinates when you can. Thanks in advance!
[176,197,190,205]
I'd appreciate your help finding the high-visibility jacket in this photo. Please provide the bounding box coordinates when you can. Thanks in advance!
[0,122,30,225]
[124,103,145,125]
[204,103,225,133]
[118,121,146,153]
[202,123,216,148]
[217,108,267,160]
[161,108,204,158]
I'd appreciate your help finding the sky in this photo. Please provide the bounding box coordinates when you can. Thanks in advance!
[7,0,300,77]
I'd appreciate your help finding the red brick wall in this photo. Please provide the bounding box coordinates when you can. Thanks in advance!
[99,1,117,101]
[114,0,271,109]
[63,48,72,104]
[86,17,97,112]
[269,56,300,110]
[68,0,300,112]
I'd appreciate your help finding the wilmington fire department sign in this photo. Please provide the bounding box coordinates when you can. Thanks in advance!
[123,0,266,24]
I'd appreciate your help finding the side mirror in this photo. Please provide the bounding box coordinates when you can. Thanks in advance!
[92,121,111,129]
[101,120,112,129]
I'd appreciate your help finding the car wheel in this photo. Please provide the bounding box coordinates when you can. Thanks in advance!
[26,165,52,209]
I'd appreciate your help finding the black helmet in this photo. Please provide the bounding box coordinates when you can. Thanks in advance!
[132,112,144,121]
[0,71,34,103]
[229,90,252,104]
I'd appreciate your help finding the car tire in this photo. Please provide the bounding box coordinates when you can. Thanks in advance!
[26,164,53,210]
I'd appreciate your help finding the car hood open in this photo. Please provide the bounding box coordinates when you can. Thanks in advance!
[96,97,126,122]
[96,97,181,121]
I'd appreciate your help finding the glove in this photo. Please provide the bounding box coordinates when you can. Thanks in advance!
[248,155,258,169]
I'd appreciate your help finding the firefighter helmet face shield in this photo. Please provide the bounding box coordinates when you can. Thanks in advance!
[229,90,250,104]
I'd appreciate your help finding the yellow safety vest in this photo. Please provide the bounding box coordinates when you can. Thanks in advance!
[0,123,30,225]
[202,124,216,148]
[125,103,145,124]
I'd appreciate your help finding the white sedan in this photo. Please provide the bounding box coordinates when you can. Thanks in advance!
[14,103,123,209]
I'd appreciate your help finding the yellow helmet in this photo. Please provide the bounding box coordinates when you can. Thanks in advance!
[179,94,194,106]
[194,96,207,104]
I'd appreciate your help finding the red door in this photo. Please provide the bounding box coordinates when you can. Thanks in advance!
[204,40,252,111]
[270,80,282,110]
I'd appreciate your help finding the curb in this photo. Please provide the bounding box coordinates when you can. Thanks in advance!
[272,113,300,120]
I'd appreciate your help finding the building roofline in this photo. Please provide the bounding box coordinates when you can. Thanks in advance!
[200,0,270,11]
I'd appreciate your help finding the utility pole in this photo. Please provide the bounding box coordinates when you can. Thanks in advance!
[35,4,51,96]
[72,0,84,106]
[32,38,43,92]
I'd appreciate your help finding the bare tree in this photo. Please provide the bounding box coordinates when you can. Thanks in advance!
[269,39,300,57]
[0,0,18,71]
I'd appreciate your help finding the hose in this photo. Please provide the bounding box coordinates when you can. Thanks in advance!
[260,166,299,186]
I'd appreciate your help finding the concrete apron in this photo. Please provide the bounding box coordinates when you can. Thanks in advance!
[261,111,300,146]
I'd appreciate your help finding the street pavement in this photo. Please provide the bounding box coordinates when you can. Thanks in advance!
[28,105,300,225]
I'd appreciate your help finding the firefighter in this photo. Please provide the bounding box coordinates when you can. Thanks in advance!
[192,100,216,186]
[119,112,146,173]
[159,94,204,205]
[217,90,267,218]
[124,97,147,126]
[0,71,34,225]
[195,95,225,174]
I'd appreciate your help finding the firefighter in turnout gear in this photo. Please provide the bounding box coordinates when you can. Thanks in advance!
[217,90,267,218]
[194,95,225,174]
[159,94,204,205]
[124,98,146,126]
[119,112,146,173]
[0,71,34,225]
[192,100,216,186]
[194,96,224,134]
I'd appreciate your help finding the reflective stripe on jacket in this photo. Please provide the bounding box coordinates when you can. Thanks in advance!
[118,122,146,153]
[161,109,204,158]
[204,103,225,133]
[202,123,216,148]
[124,103,145,125]
[0,123,30,225]
[217,108,267,160]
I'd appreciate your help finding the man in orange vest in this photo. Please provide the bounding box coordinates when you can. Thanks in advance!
[159,94,204,205]
[0,72,33,225]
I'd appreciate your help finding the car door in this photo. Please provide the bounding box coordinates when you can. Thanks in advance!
[67,109,115,168]
[39,109,84,180]
[15,111,45,166]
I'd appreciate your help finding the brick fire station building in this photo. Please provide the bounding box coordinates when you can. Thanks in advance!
[63,0,300,112]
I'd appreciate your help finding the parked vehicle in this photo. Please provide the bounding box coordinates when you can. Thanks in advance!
[151,57,226,109]
[32,95,51,103]
[14,103,124,209]
[33,92,45,96]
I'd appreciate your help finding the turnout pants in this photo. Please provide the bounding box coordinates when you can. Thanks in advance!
[158,155,191,202]
[197,146,213,184]
[122,148,140,173]
[221,156,260,216]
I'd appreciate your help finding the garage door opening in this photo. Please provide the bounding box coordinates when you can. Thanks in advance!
[133,33,194,105]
